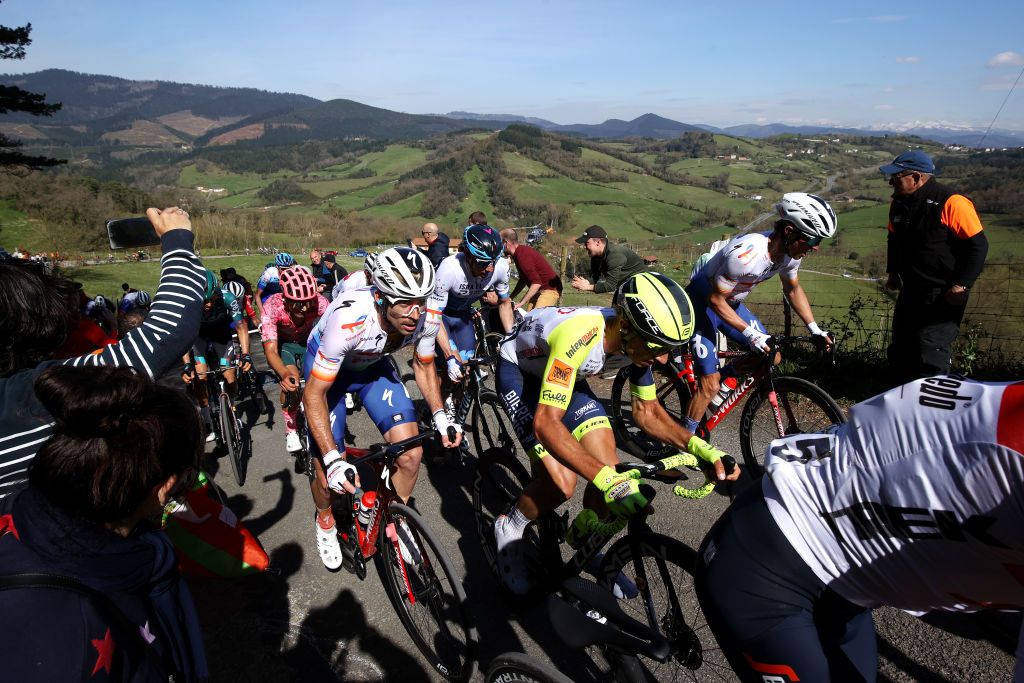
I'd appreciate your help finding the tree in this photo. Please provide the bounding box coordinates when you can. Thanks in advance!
[0,9,63,169]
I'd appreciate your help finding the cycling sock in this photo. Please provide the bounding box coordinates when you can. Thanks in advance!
[316,507,335,530]
[507,506,530,536]
[284,408,297,432]
[683,416,700,433]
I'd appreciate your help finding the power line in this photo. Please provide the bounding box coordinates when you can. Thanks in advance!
[977,62,1024,148]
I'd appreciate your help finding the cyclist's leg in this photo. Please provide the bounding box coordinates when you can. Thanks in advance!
[301,348,349,541]
[564,382,617,516]
[685,280,722,430]
[695,485,876,682]
[191,340,212,408]
[279,342,305,442]
[214,339,238,399]
[358,360,420,502]
[439,311,476,402]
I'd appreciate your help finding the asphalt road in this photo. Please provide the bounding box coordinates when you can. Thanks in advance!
[187,343,1019,682]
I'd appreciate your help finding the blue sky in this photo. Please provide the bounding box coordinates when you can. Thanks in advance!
[4,0,1023,130]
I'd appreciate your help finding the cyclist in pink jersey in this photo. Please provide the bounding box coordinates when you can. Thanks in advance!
[261,268,329,453]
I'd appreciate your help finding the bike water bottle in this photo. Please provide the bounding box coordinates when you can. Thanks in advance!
[357,490,377,527]
[709,376,738,410]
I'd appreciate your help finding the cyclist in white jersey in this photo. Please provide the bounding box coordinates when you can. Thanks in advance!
[417,224,515,383]
[331,252,376,299]
[302,248,461,570]
[683,193,837,435]
[493,273,739,594]
[695,375,1024,682]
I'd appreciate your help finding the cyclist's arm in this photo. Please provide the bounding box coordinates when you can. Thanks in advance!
[532,314,606,480]
[417,276,455,361]
[303,375,339,457]
[497,297,515,333]
[780,275,816,327]
[228,296,250,356]
[708,288,753,336]
[412,351,446,420]
[261,339,289,380]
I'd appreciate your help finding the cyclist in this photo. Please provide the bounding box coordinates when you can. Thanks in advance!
[303,247,461,570]
[418,224,515,386]
[493,272,739,594]
[223,277,260,330]
[331,252,376,299]
[261,267,329,454]
[182,270,253,438]
[695,375,1024,681]
[117,289,151,315]
[683,192,836,435]
[255,252,296,320]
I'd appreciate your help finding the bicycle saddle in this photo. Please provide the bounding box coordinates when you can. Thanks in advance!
[548,576,670,661]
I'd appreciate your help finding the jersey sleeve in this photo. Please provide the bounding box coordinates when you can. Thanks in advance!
[260,295,282,343]
[537,312,603,412]
[416,262,452,359]
[224,291,244,326]
[493,260,511,299]
[779,256,802,283]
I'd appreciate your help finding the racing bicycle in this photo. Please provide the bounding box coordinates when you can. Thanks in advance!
[200,366,248,487]
[611,335,844,475]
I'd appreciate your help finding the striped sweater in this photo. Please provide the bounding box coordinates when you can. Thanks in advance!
[0,229,205,498]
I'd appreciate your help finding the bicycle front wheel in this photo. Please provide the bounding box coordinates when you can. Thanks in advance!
[219,393,245,486]
[598,533,733,682]
[469,391,518,458]
[739,375,845,477]
[484,651,573,683]
[610,362,691,460]
[378,502,474,681]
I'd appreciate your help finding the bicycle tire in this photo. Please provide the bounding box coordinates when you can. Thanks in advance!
[484,652,573,683]
[598,532,733,682]
[610,362,692,460]
[376,502,474,681]
[219,392,245,487]
[738,375,845,477]
[469,391,519,458]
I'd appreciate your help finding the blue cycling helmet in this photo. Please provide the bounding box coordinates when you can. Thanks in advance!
[462,224,502,264]
[275,252,296,268]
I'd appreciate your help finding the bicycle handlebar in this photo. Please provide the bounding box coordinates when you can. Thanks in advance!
[614,452,737,500]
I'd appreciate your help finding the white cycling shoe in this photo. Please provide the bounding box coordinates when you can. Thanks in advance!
[285,431,303,453]
[314,513,343,571]
[494,514,531,595]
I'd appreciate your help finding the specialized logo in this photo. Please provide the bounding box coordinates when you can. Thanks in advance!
[546,359,574,387]
[382,388,394,407]
[565,327,599,359]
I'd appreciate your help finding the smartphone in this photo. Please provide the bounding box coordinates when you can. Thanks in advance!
[106,217,160,250]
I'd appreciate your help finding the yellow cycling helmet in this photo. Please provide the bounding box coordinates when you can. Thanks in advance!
[616,272,695,348]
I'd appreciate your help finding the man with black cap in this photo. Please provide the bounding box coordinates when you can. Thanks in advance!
[318,253,347,301]
[880,149,988,383]
[570,225,648,302]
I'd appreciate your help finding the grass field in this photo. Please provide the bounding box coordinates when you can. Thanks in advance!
[0,200,46,253]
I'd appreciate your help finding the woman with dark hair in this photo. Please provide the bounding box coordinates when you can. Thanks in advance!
[0,365,208,681]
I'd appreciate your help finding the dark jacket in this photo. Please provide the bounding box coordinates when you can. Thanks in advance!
[586,242,648,294]
[886,178,988,292]
[425,233,450,270]
[0,488,208,681]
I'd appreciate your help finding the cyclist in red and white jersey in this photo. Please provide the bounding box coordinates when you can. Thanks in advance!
[695,375,1024,682]
[683,193,836,435]
[302,248,460,569]
[261,268,329,454]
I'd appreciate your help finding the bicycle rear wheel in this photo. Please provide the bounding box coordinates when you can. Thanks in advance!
[219,392,246,486]
[610,361,691,460]
[377,502,474,681]
[598,532,733,682]
[739,375,845,477]
[469,391,518,458]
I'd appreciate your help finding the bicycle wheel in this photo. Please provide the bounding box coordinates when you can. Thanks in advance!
[377,502,474,681]
[485,652,573,683]
[219,392,245,486]
[469,391,518,458]
[610,361,691,460]
[739,375,845,477]
[598,532,733,682]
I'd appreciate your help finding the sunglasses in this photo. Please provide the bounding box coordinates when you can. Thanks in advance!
[389,298,427,318]
[621,325,674,354]
[800,235,823,247]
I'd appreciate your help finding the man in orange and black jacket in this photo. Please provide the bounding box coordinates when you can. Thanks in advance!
[881,150,988,384]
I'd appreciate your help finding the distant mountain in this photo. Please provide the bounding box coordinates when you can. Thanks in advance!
[701,122,1024,149]
[550,113,705,139]
[443,111,559,128]
[0,70,500,147]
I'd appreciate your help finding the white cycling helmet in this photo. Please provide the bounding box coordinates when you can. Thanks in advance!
[371,247,435,301]
[775,192,837,242]
[223,280,246,301]
[363,252,377,273]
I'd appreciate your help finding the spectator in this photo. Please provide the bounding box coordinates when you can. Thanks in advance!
[420,222,450,270]
[500,228,562,310]
[121,282,137,295]
[570,225,648,302]
[0,365,208,681]
[0,207,204,499]
[318,253,347,300]
[880,150,989,383]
